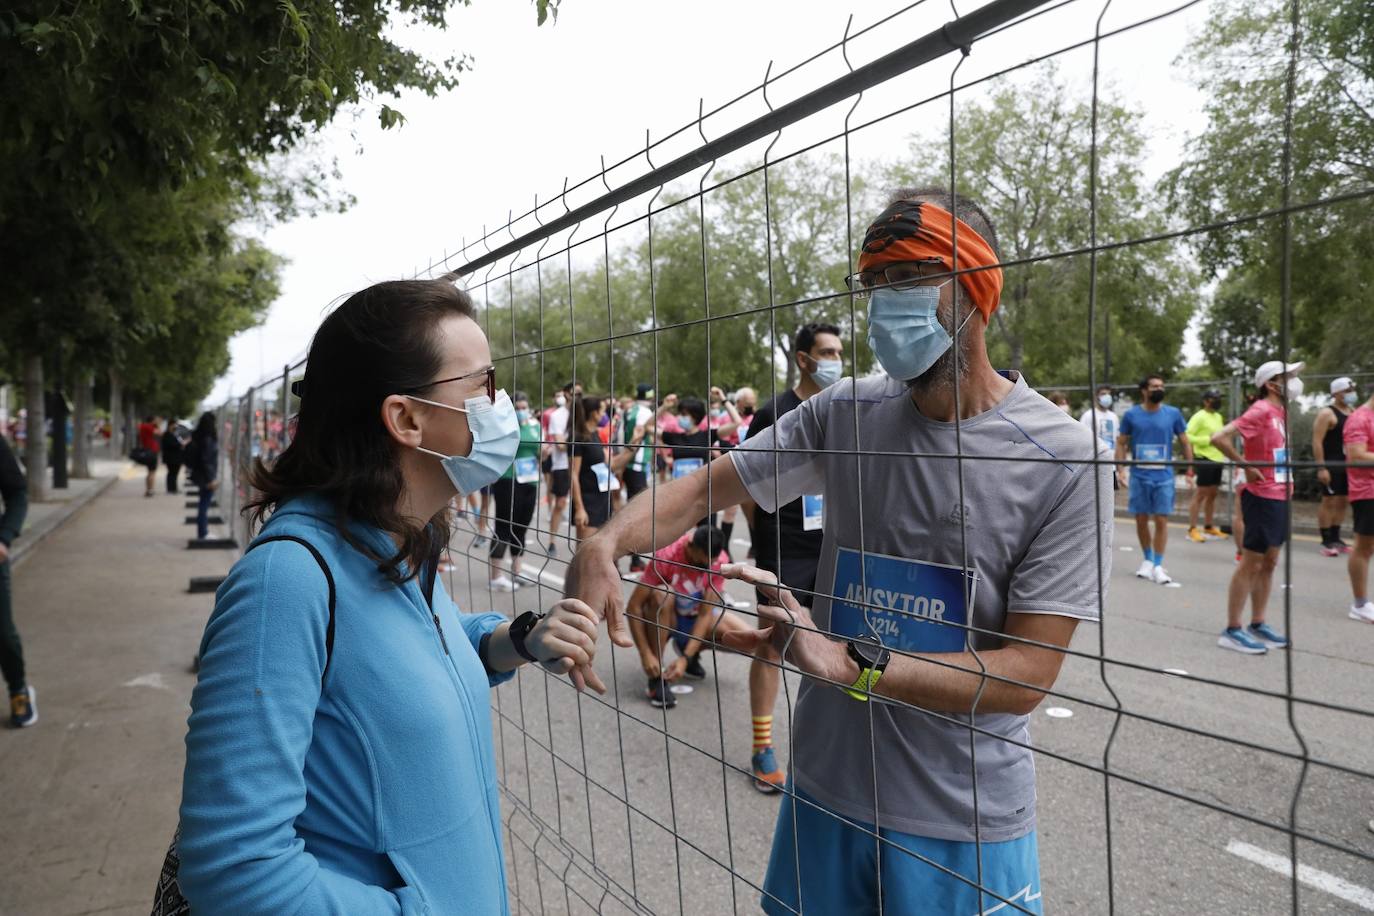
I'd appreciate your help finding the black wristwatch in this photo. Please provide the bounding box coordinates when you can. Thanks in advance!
[508,611,545,663]
[843,635,891,701]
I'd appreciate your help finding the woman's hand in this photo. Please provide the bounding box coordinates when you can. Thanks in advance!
[525,599,607,694]
[574,507,590,528]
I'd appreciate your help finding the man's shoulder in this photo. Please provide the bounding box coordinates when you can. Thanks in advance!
[1001,389,1098,462]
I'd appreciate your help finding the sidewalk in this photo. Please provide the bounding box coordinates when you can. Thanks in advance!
[10,458,129,568]
[0,466,234,915]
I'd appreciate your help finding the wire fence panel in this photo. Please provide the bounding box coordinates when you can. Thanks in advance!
[207,1,1374,912]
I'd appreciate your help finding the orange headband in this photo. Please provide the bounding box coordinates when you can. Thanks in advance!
[857,200,1003,321]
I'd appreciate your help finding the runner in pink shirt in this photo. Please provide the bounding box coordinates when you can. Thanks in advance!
[623,524,786,792]
[1341,397,1374,621]
[1209,360,1302,654]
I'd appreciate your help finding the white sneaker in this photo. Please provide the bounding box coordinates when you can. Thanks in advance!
[1350,602,1374,623]
[489,575,515,592]
[1135,560,1154,579]
[1151,565,1176,586]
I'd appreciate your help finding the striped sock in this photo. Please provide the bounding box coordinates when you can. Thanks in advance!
[751,715,773,752]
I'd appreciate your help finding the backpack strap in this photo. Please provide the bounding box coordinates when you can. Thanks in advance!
[246,534,337,685]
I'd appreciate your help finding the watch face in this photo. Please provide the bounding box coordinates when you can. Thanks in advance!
[849,636,884,667]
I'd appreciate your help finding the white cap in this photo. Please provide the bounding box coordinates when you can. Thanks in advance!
[1330,376,1354,395]
[1253,360,1305,388]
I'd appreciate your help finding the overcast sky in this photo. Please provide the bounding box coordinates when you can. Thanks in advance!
[206,0,1214,407]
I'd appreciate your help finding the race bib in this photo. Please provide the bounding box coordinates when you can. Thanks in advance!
[1134,442,1168,470]
[514,457,539,484]
[802,494,824,531]
[828,548,976,653]
[591,462,612,492]
[1272,447,1289,484]
[675,588,704,614]
[672,457,704,479]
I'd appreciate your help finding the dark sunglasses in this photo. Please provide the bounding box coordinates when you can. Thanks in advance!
[399,365,497,402]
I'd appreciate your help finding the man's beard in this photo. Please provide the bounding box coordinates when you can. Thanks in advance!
[907,303,976,394]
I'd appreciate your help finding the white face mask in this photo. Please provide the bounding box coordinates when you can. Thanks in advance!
[1098,393,1113,408]
[1285,377,1304,399]
[555,395,566,407]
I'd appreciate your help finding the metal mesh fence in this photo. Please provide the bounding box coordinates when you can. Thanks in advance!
[207,1,1374,912]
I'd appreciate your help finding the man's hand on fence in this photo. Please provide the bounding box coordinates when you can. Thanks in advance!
[565,536,635,648]
[717,564,853,687]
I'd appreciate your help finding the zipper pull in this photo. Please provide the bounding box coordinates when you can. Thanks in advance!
[432,612,451,655]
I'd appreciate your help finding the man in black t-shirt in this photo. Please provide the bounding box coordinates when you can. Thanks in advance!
[745,322,844,608]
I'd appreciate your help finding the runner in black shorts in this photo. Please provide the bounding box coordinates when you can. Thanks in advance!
[1314,377,1356,555]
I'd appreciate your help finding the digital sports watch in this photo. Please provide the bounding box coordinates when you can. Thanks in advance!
[843,635,891,701]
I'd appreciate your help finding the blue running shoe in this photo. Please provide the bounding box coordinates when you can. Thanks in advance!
[1248,622,1290,649]
[751,746,785,794]
[1217,627,1267,655]
[9,685,37,728]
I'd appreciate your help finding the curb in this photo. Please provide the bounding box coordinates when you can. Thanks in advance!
[10,474,122,570]
[1110,506,1321,539]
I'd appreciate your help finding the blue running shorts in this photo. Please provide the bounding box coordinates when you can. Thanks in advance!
[1128,475,1175,516]
[761,782,1042,916]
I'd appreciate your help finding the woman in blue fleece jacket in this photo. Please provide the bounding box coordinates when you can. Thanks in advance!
[178,280,607,915]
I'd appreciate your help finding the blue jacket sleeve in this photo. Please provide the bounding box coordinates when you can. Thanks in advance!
[177,542,426,915]
[435,580,515,688]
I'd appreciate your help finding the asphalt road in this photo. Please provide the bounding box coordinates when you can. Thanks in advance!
[444,502,1374,916]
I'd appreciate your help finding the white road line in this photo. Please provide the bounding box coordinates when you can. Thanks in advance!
[1226,840,1374,911]
[731,539,751,548]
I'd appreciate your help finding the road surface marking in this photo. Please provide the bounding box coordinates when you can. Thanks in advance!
[1226,840,1374,911]
[1163,668,1188,676]
[1044,707,1073,718]
[122,672,170,691]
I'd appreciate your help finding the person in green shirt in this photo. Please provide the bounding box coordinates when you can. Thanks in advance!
[489,391,544,591]
[1186,390,1228,542]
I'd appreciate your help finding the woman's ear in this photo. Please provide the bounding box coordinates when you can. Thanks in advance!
[380,394,424,448]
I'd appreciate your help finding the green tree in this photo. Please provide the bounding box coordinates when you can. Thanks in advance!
[1166,0,1374,378]
[885,68,1198,387]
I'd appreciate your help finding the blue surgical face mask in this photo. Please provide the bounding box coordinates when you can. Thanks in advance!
[405,389,521,495]
[804,354,843,389]
[866,282,972,382]
[1343,391,1358,407]
[1098,393,1113,408]
[516,408,531,423]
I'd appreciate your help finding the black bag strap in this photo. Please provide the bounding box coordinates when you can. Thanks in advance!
[421,534,442,610]
[246,534,337,685]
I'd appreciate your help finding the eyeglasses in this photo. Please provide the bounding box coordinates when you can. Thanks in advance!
[400,366,497,402]
[843,260,948,300]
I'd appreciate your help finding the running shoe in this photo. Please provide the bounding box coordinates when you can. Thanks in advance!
[1337,541,1353,555]
[489,575,515,592]
[471,533,489,549]
[1151,565,1176,586]
[751,746,785,794]
[1134,560,1154,579]
[683,654,707,680]
[545,542,558,557]
[1217,627,1267,655]
[1248,622,1290,649]
[646,677,676,709]
[1320,543,1340,557]
[9,685,37,728]
[1204,526,1226,538]
[1348,602,1374,623]
[1188,527,1205,543]
[1235,550,1243,564]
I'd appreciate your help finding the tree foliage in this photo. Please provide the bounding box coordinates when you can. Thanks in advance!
[1166,0,1374,378]
[886,68,1199,387]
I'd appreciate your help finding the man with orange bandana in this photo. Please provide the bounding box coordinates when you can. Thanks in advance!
[567,188,1111,914]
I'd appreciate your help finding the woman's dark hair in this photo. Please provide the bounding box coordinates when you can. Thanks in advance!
[511,390,530,408]
[246,279,477,584]
[193,411,216,441]
[678,396,707,427]
[572,396,603,440]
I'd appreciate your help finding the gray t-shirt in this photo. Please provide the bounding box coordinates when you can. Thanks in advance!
[730,371,1112,842]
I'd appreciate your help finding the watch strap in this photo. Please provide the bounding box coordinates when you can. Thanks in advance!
[509,611,544,663]
[843,666,884,702]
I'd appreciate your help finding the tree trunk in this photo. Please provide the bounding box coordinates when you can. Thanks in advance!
[22,354,47,503]
[107,368,123,459]
[71,369,93,478]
